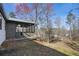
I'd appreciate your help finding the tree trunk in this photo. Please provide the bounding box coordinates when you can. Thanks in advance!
[70,23,72,40]
[46,10,50,43]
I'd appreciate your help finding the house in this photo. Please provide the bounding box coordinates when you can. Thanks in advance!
[0,4,35,46]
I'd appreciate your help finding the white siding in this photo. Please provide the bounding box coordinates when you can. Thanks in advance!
[0,14,6,46]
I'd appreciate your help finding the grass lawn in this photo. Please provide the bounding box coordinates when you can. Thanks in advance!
[34,40,79,56]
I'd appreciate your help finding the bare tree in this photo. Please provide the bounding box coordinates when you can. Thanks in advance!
[32,3,43,38]
[54,16,62,39]
[15,3,32,19]
[32,4,54,42]
[67,12,75,40]
[44,4,53,42]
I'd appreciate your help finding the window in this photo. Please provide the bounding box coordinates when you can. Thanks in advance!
[0,13,2,29]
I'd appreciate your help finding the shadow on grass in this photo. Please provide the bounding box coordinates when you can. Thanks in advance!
[0,39,67,56]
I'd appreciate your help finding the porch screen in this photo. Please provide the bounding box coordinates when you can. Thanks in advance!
[0,13,2,29]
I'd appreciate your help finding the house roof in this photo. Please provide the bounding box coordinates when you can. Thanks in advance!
[8,17,35,24]
[0,4,35,24]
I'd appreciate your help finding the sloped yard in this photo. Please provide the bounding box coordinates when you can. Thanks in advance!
[34,40,79,56]
[0,39,66,56]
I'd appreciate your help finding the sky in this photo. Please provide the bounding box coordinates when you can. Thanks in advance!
[3,3,79,29]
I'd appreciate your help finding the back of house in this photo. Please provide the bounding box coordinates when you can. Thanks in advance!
[0,12,6,46]
[0,4,36,48]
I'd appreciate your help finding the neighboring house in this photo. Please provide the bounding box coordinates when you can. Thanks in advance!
[0,4,35,46]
